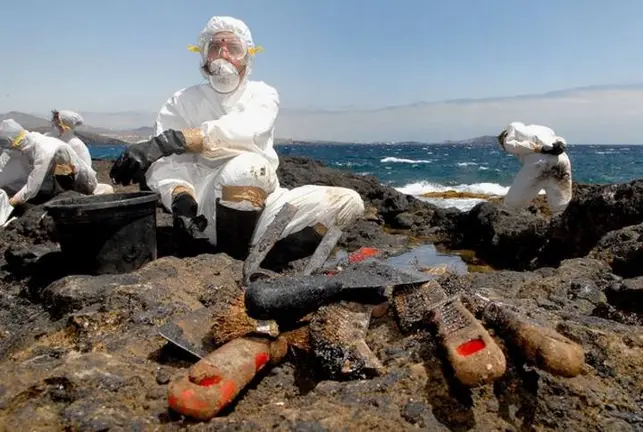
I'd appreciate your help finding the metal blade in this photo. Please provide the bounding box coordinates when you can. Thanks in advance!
[335,260,436,289]
[158,307,216,359]
[243,203,298,285]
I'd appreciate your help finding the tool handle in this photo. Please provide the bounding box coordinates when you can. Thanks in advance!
[168,337,287,420]
[485,303,584,377]
[245,277,343,320]
[434,300,506,387]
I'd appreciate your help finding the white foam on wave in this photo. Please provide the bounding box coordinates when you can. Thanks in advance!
[393,181,550,211]
[394,181,511,212]
[457,162,478,167]
[395,181,509,197]
[381,157,432,164]
[334,161,365,167]
[418,197,486,212]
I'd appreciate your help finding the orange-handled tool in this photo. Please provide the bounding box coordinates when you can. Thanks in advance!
[393,280,506,387]
[431,297,507,387]
[478,300,584,377]
[168,336,288,421]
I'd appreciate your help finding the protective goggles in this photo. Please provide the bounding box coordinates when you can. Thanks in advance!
[188,32,264,61]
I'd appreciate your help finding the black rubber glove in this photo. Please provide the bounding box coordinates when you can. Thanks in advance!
[497,130,508,145]
[497,130,508,151]
[171,192,208,239]
[110,129,189,186]
[540,141,566,156]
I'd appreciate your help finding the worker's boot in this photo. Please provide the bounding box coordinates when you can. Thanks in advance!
[215,186,267,260]
[261,223,327,270]
[171,188,208,240]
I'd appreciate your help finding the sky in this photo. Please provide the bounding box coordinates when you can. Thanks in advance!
[2,0,643,142]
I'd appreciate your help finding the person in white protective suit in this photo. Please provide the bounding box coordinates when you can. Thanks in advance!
[0,119,101,225]
[110,16,364,262]
[497,121,572,216]
[46,110,114,195]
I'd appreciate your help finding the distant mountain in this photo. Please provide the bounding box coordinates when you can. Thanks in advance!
[29,127,129,146]
[1,111,129,146]
[441,135,499,146]
[0,111,50,129]
[64,111,156,131]
[125,126,154,136]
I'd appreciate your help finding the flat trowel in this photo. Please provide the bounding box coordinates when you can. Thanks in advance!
[244,261,437,320]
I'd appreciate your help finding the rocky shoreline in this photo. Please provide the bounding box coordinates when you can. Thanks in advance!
[0,156,641,431]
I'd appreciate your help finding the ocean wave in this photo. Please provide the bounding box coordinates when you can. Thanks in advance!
[395,181,509,197]
[333,161,366,167]
[457,162,478,167]
[418,197,486,212]
[381,157,432,164]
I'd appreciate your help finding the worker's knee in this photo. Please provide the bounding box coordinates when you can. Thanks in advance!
[218,153,278,195]
[325,187,365,227]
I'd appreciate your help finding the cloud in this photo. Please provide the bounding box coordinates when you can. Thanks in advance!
[275,85,643,144]
[28,85,643,144]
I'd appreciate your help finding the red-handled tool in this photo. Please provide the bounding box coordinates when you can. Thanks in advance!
[168,336,288,421]
[392,280,506,387]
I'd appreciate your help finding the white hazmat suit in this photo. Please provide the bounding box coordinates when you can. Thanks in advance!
[0,119,101,225]
[135,16,364,258]
[46,110,114,195]
[499,122,572,216]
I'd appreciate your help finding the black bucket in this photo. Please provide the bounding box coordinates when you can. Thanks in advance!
[44,191,159,275]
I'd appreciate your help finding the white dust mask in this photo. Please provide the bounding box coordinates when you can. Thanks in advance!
[207,59,241,94]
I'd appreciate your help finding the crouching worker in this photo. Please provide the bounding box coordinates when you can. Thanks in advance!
[47,109,114,195]
[0,119,101,224]
[497,121,572,216]
[109,15,364,263]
